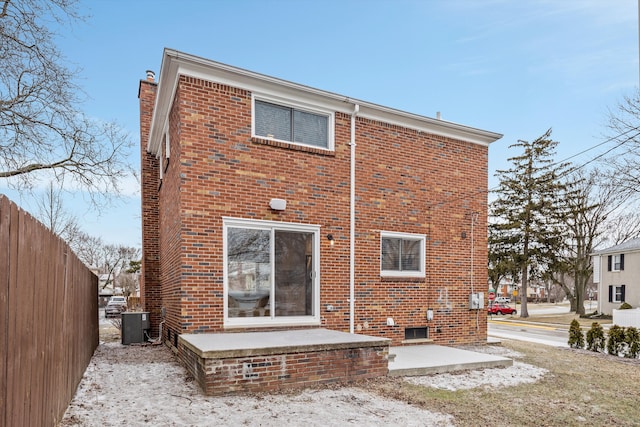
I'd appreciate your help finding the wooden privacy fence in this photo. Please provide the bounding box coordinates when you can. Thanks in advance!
[0,195,99,426]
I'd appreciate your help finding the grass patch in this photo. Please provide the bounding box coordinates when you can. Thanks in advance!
[520,313,611,328]
[366,340,640,426]
[100,322,120,343]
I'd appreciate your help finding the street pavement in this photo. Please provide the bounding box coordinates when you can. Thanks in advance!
[488,301,578,347]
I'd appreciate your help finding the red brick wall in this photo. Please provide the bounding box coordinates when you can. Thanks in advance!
[158,91,186,344]
[348,117,489,344]
[178,341,389,396]
[138,78,162,329]
[141,74,488,346]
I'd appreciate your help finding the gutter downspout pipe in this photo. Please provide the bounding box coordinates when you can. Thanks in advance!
[350,103,359,334]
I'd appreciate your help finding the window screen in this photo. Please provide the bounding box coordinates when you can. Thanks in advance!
[382,236,423,273]
[255,100,329,149]
[255,101,291,141]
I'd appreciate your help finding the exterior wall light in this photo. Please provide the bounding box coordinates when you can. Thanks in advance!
[326,234,334,246]
[427,308,434,321]
[269,198,286,211]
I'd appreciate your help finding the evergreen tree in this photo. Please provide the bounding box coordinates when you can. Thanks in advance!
[586,322,606,352]
[488,222,520,291]
[568,319,585,349]
[490,129,571,317]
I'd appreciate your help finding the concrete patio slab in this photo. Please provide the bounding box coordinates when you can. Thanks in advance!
[388,344,512,376]
[180,328,390,358]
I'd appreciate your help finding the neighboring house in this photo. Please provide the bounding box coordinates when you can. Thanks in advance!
[592,237,640,315]
[492,278,551,303]
[97,273,116,307]
[138,49,502,349]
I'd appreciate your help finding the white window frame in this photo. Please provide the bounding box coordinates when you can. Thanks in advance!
[251,94,335,151]
[158,122,170,180]
[613,285,624,303]
[613,254,622,271]
[223,217,321,328]
[380,231,426,278]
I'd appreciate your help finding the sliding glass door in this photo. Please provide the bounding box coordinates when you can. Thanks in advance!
[224,219,319,326]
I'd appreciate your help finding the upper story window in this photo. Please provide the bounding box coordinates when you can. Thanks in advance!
[380,231,426,278]
[253,98,333,150]
[608,254,625,272]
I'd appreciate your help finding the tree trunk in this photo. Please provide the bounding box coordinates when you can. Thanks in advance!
[520,264,529,318]
[574,271,587,316]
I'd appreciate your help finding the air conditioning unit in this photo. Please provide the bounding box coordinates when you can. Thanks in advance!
[121,312,150,345]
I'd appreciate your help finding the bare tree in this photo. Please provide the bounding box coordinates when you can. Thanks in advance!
[603,89,640,200]
[118,271,139,298]
[599,210,640,246]
[0,0,132,205]
[121,259,141,299]
[100,244,140,291]
[550,169,629,315]
[34,181,81,241]
[70,231,106,269]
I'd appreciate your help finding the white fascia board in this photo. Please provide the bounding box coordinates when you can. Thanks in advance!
[355,103,502,147]
[147,48,502,155]
[146,50,180,155]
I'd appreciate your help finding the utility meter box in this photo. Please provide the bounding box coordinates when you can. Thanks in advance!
[121,312,150,345]
[469,292,484,310]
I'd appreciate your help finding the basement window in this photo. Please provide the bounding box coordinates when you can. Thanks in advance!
[404,327,429,340]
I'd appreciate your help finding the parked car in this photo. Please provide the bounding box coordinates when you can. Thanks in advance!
[494,296,511,304]
[487,303,517,315]
[105,296,127,318]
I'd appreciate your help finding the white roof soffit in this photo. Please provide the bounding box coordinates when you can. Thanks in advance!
[147,48,503,154]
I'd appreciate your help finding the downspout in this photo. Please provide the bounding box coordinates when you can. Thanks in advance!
[350,103,359,334]
[597,255,602,315]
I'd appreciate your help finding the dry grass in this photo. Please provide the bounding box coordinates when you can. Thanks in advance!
[367,340,640,426]
[522,312,612,328]
[99,322,120,343]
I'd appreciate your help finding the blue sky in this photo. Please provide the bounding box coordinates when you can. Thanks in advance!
[2,0,638,248]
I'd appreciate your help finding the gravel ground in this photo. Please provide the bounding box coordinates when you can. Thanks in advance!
[60,334,547,426]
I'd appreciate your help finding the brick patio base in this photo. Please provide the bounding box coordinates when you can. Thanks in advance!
[177,329,390,396]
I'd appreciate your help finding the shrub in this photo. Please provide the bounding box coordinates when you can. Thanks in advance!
[607,325,627,356]
[619,302,633,310]
[586,322,605,352]
[624,326,640,359]
[109,318,122,331]
[568,319,584,349]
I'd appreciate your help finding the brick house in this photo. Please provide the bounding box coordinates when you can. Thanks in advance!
[139,48,502,352]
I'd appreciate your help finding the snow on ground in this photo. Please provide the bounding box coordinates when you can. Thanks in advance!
[61,332,546,426]
[406,345,549,391]
[405,360,548,391]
